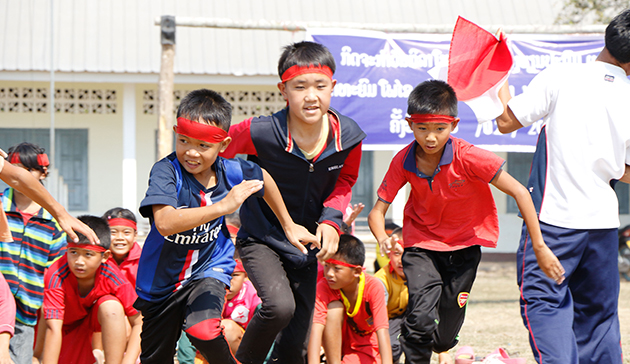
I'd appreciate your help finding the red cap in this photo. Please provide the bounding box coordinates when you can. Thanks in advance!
[233,260,246,273]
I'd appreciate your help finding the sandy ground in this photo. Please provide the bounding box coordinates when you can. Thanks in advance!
[427,260,630,364]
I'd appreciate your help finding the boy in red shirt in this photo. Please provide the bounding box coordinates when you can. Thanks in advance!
[368,80,562,364]
[103,207,142,287]
[307,235,392,364]
[41,216,142,364]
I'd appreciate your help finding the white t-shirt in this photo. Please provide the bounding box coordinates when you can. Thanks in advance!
[508,61,630,229]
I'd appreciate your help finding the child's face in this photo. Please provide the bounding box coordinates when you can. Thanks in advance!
[109,225,137,261]
[388,235,405,279]
[67,247,109,280]
[323,256,361,291]
[227,271,246,300]
[174,120,232,180]
[407,120,459,156]
[277,73,336,126]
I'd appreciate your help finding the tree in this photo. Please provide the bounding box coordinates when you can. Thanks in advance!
[555,0,628,25]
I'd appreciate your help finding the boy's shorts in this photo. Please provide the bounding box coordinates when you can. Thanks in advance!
[59,295,121,364]
[134,277,227,364]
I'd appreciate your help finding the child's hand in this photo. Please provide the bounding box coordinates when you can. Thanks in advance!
[534,244,565,285]
[378,236,393,257]
[222,180,264,215]
[284,223,318,255]
[344,203,365,226]
[316,224,339,261]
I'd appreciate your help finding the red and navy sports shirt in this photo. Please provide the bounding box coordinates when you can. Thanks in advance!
[137,154,264,303]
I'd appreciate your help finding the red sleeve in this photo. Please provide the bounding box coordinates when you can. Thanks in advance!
[320,142,363,232]
[0,273,15,336]
[114,280,139,317]
[366,275,389,331]
[221,118,257,158]
[313,279,341,325]
[376,147,409,204]
[461,144,505,182]
[43,265,67,320]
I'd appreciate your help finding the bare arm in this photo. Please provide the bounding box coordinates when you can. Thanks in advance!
[376,328,393,364]
[0,162,98,243]
[618,165,630,184]
[368,200,394,257]
[41,319,63,364]
[491,170,565,284]
[121,313,142,364]
[152,179,263,236]
[307,323,325,364]
[0,332,13,364]
[495,81,525,134]
[261,170,318,253]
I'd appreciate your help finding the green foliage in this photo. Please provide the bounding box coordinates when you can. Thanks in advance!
[555,0,629,25]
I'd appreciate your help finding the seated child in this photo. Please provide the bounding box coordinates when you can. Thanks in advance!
[135,89,316,364]
[103,207,142,287]
[41,215,142,364]
[374,228,406,363]
[221,259,262,354]
[307,234,392,364]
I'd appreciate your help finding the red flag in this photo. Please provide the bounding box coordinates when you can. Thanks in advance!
[448,16,512,102]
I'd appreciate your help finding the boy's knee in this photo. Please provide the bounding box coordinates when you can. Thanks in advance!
[186,318,223,341]
[97,299,125,323]
[259,297,295,325]
[220,319,244,342]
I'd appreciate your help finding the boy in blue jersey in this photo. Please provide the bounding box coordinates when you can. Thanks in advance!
[135,89,317,364]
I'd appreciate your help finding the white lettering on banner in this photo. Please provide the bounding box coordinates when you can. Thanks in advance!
[165,224,223,245]
[378,79,414,98]
[333,78,378,98]
[512,50,585,74]
[340,46,448,70]
[389,108,411,139]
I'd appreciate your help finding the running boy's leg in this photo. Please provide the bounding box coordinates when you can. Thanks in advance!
[235,238,297,364]
[570,228,621,364]
[400,248,444,364]
[236,238,318,364]
[183,278,237,364]
[432,246,481,354]
[517,222,581,364]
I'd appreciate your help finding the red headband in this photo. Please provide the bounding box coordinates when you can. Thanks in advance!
[175,117,228,144]
[67,241,107,253]
[107,217,137,231]
[8,153,49,167]
[281,64,333,83]
[325,258,361,268]
[407,114,456,123]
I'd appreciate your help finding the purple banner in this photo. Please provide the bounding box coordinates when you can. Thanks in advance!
[307,29,605,151]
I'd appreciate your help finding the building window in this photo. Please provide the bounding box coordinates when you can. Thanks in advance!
[142,89,286,116]
[0,87,117,114]
[506,152,629,214]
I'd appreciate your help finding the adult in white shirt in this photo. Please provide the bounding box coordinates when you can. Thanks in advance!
[496,9,630,364]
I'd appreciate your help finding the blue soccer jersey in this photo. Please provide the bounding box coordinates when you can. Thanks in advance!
[137,153,263,303]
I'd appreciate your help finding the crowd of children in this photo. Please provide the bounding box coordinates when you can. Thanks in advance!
[0,8,628,364]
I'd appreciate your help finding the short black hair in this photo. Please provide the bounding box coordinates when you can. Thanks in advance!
[176,89,232,132]
[6,142,48,175]
[102,207,137,227]
[391,227,403,237]
[407,80,458,117]
[606,9,630,64]
[225,212,241,229]
[335,234,365,267]
[74,215,111,250]
[278,41,336,79]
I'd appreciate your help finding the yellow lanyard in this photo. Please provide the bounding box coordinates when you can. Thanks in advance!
[339,272,365,318]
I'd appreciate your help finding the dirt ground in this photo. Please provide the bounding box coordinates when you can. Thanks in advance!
[427,260,630,364]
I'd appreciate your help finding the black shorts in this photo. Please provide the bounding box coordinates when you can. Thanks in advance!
[134,277,227,364]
